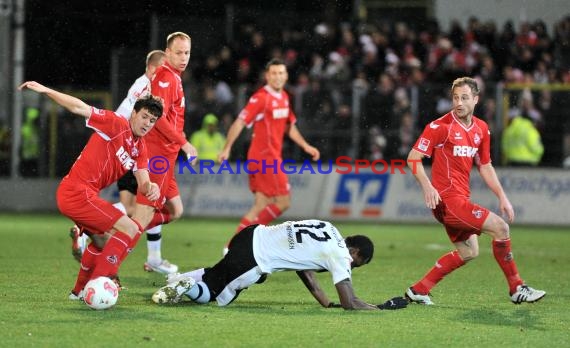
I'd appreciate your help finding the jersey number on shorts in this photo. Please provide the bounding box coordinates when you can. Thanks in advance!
[293,222,331,243]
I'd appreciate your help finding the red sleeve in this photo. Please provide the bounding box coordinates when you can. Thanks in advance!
[151,116,187,145]
[413,121,447,157]
[150,70,187,146]
[476,121,491,165]
[287,92,297,125]
[86,107,125,139]
[238,91,266,126]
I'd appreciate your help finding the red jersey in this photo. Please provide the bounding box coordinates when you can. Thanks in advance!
[413,111,491,198]
[146,61,187,155]
[239,86,297,160]
[62,107,148,191]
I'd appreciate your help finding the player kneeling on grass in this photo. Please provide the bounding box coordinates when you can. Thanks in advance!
[152,220,408,310]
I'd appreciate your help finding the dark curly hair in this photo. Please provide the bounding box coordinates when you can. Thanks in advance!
[133,94,163,118]
[345,235,374,264]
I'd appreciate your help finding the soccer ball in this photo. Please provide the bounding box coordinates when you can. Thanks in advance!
[83,277,119,310]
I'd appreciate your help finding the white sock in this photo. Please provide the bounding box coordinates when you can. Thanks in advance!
[113,202,127,214]
[186,281,210,304]
[180,268,205,282]
[146,224,162,265]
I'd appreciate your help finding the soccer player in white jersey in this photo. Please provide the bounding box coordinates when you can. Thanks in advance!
[152,220,408,310]
[70,50,179,274]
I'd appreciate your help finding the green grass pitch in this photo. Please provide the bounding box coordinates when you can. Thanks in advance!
[0,214,568,347]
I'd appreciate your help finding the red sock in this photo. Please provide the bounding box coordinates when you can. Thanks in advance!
[72,243,101,294]
[492,239,523,294]
[90,231,131,279]
[256,204,282,225]
[235,217,255,233]
[412,251,465,295]
[146,208,172,230]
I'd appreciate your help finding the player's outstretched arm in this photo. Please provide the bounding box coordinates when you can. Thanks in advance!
[18,81,91,118]
[287,124,320,161]
[218,118,246,162]
[296,271,335,308]
[334,279,378,310]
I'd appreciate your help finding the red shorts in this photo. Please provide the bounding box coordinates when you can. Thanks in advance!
[136,162,178,209]
[432,196,490,243]
[247,159,289,196]
[56,181,124,235]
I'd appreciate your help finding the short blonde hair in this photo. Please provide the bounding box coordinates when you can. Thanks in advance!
[451,77,480,96]
[166,32,191,48]
[145,50,165,66]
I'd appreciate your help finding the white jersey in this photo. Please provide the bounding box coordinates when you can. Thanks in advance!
[252,220,352,284]
[115,74,151,119]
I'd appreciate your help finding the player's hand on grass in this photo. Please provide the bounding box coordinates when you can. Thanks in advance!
[377,296,409,310]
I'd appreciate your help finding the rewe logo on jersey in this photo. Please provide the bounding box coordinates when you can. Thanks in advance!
[453,145,478,157]
[332,173,390,218]
[116,146,136,170]
[272,108,289,119]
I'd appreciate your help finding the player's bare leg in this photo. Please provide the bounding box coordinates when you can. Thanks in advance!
[134,198,181,274]
[482,212,546,303]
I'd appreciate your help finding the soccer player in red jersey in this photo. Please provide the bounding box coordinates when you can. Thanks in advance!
[134,32,198,263]
[218,58,320,253]
[405,77,545,305]
[18,81,163,298]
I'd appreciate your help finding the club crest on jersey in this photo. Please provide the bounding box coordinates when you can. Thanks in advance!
[272,108,289,119]
[473,133,481,145]
[106,255,118,264]
[131,147,139,157]
[471,209,483,219]
[418,138,430,151]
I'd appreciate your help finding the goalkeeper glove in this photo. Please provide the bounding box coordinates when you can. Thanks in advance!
[377,296,409,310]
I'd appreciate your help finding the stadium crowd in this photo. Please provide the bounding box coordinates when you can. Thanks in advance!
[181,14,570,166]
[5,14,570,177]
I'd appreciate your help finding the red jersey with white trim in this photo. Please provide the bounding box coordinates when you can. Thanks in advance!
[239,86,296,160]
[62,107,148,191]
[413,112,491,198]
[146,61,187,155]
